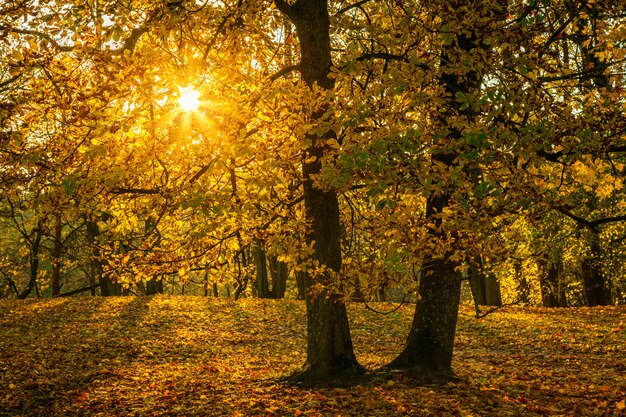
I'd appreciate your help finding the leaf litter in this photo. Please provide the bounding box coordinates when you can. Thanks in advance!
[0,296,624,416]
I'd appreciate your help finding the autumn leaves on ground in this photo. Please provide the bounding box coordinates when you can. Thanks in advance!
[0,297,624,417]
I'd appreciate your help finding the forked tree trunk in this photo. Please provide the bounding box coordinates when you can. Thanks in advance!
[469,262,487,306]
[470,260,503,308]
[295,271,307,300]
[275,0,363,382]
[484,272,502,306]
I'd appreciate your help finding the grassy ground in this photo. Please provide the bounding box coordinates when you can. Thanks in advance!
[0,296,624,416]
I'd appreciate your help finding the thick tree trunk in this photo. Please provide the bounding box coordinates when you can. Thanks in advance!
[386,187,463,380]
[582,230,611,306]
[269,255,288,298]
[485,272,502,306]
[469,261,487,306]
[275,0,362,382]
[146,276,164,295]
[253,240,271,298]
[540,255,567,307]
[387,257,461,379]
[386,2,487,380]
[471,264,502,307]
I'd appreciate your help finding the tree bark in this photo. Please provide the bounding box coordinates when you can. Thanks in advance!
[275,0,363,382]
[51,213,63,297]
[269,255,288,298]
[18,222,43,300]
[295,271,306,300]
[469,262,487,306]
[146,275,164,295]
[470,262,503,308]
[86,216,120,297]
[582,230,611,306]
[484,272,502,307]
[386,2,486,381]
[540,254,567,307]
[253,239,271,298]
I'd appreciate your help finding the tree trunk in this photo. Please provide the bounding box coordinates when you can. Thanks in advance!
[269,255,288,298]
[470,265,502,307]
[582,230,611,306]
[51,213,63,297]
[484,272,502,306]
[469,262,487,306]
[387,256,461,379]
[18,222,43,300]
[253,240,271,298]
[147,275,164,295]
[275,0,363,382]
[86,216,120,297]
[296,271,307,300]
[386,2,486,380]
[386,180,463,380]
[540,254,567,307]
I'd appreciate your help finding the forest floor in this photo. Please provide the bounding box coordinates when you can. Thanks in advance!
[0,296,624,417]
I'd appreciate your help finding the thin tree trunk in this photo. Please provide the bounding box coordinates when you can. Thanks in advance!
[18,223,43,300]
[86,216,119,296]
[51,213,63,297]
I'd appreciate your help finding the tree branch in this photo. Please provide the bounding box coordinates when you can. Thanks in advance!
[109,187,162,195]
[0,74,23,91]
[554,206,595,230]
[274,0,298,22]
[269,64,301,81]
[335,0,372,16]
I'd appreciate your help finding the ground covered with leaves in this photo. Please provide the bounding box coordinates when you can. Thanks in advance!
[0,296,624,416]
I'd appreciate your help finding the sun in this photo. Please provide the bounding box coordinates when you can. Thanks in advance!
[178,87,200,112]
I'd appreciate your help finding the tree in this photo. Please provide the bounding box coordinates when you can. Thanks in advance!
[274,0,363,382]
[383,1,486,380]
